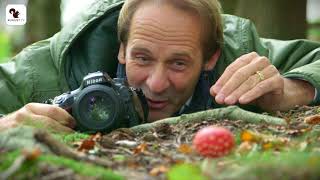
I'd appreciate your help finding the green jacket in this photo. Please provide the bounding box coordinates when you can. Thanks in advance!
[1,0,320,115]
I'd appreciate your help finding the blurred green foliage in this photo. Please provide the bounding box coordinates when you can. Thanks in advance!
[308,19,320,42]
[0,31,11,63]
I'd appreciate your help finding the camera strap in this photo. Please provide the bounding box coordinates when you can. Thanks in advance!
[116,63,126,79]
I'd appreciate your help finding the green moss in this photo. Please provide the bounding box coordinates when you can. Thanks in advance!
[54,132,90,144]
[0,150,123,180]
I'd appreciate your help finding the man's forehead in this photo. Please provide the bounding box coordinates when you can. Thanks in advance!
[129,5,202,46]
[131,1,201,33]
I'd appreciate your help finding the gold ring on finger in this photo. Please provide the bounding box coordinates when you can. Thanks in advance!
[255,71,265,81]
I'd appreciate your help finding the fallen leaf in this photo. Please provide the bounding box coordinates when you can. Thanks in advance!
[133,143,148,154]
[22,148,42,161]
[77,139,95,151]
[149,165,169,176]
[262,142,273,150]
[304,115,320,125]
[240,130,289,151]
[90,132,102,141]
[127,160,140,169]
[236,141,254,154]
[240,130,261,143]
[178,144,193,154]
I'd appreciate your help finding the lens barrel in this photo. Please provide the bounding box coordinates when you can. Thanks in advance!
[73,84,123,133]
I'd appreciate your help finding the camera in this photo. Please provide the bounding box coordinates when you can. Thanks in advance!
[50,71,148,133]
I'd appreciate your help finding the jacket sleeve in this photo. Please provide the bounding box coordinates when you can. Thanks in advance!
[243,20,320,104]
[0,47,34,114]
[0,39,59,114]
[261,38,320,91]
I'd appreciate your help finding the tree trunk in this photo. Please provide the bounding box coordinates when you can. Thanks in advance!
[235,0,307,40]
[219,0,238,14]
[25,0,61,45]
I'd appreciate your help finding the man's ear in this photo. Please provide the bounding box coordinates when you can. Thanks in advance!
[204,49,221,71]
[118,43,126,64]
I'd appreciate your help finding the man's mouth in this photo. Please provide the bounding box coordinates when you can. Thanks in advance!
[147,98,168,109]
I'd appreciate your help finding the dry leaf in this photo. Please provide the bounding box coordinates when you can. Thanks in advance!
[133,143,148,154]
[304,115,320,125]
[127,160,140,169]
[178,144,193,154]
[149,165,169,176]
[22,148,42,161]
[262,142,273,150]
[90,132,102,141]
[77,139,95,151]
[240,130,261,143]
[240,130,289,151]
[236,141,254,154]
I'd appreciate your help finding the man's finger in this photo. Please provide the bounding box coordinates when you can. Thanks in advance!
[238,75,283,104]
[210,52,258,95]
[224,65,278,104]
[30,114,75,133]
[217,56,271,103]
[25,103,76,128]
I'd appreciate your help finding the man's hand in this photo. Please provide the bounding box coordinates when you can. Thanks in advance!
[210,52,315,111]
[0,103,75,133]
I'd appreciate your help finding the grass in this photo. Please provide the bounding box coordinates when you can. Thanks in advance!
[168,151,320,180]
[220,151,320,180]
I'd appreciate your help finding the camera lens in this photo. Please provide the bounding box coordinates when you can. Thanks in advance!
[88,96,112,122]
[73,85,123,132]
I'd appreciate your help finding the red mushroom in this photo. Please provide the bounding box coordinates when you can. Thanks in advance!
[193,126,235,158]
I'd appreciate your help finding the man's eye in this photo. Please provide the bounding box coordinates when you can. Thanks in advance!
[172,60,187,71]
[136,56,147,61]
[134,55,150,64]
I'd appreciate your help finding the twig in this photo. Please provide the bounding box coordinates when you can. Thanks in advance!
[34,130,112,168]
[40,169,74,180]
[0,155,26,180]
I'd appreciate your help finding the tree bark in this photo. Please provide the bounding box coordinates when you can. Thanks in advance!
[25,0,61,45]
[219,0,238,14]
[235,0,307,40]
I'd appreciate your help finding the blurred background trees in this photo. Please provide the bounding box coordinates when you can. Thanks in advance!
[220,0,319,40]
[234,0,307,39]
[25,0,61,46]
[0,0,320,63]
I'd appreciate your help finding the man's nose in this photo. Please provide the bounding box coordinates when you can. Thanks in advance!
[146,66,170,94]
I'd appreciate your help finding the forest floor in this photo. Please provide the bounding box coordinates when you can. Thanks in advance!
[1,105,320,180]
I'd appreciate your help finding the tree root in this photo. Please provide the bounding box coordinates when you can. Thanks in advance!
[131,106,286,133]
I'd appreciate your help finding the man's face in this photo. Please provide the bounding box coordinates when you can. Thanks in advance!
[119,2,205,122]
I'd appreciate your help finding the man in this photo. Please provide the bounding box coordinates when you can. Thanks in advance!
[0,0,319,133]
